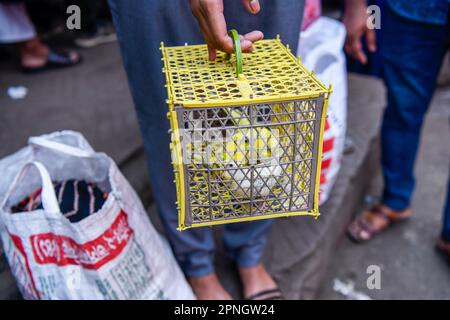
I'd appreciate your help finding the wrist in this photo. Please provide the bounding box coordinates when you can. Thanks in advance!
[343,0,369,24]
[345,0,368,14]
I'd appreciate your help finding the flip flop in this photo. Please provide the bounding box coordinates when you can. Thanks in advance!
[22,49,82,74]
[245,288,283,300]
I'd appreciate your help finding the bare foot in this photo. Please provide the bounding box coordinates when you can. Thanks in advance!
[188,273,232,300]
[20,38,49,68]
[239,264,281,299]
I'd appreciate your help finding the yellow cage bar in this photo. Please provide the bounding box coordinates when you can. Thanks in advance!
[161,33,331,231]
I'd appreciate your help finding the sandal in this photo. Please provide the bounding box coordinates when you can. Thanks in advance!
[435,237,450,263]
[245,288,283,300]
[347,204,411,243]
[22,49,82,74]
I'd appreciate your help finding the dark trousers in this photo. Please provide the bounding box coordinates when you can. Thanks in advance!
[380,5,450,240]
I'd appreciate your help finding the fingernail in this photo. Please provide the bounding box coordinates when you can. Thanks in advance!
[250,0,258,12]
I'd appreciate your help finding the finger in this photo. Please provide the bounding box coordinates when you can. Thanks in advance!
[189,0,200,18]
[215,35,235,54]
[208,44,217,61]
[206,14,235,53]
[239,33,261,52]
[199,0,235,53]
[240,39,254,53]
[243,30,264,42]
[242,0,260,14]
[366,29,377,52]
[234,31,263,53]
[353,40,368,64]
[195,13,217,58]
[345,36,367,65]
[233,35,254,53]
[344,37,355,58]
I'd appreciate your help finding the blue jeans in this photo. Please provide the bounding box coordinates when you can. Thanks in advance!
[380,5,450,240]
[108,0,304,276]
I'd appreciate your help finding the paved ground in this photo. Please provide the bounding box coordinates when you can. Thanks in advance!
[319,86,450,300]
[0,42,141,163]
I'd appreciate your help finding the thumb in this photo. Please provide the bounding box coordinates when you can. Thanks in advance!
[242,0,260,14]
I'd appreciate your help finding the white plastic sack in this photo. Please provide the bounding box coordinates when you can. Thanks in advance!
[297,17,348,204]
[0,131,195,300]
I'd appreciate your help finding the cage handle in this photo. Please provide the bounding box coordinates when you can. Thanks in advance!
[227,29,244,79]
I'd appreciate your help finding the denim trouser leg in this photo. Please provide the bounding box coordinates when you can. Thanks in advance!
[222,219,273,268]
[380,6,449,211]
[108,0,304,276]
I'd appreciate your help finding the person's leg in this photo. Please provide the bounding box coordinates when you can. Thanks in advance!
[436,170,450,257]
[108,0,304,299]
[348,5,448,242]
[381,6,448,210]
[108,0,233,299]
[223,220,279,298]
[0,3,46,68]
[73,0,117,48]
[437,87,450,253]
[108,0,216,276]
[0,3,36,43]
[442,174,450,242]
[223,220,272,268]
[20,37,81,72]
[73,0,99,34]
[0,3,80,71]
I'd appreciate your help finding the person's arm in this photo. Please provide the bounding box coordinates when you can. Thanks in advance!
[343,0,376,64]
[190,0,264,61]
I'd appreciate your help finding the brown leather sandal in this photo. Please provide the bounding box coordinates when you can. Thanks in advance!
[435,238,450,263]
[347,204,412,243]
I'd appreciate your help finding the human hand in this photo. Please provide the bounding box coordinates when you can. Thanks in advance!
[343,0,376,64]
[190,0,264,61]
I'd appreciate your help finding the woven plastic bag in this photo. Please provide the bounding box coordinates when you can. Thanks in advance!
[0,131,195,300]
[298,17,348,204]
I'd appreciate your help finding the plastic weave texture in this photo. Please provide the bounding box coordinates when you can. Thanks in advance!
[161,38,331,230]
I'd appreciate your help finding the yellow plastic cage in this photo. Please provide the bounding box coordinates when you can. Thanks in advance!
[161,30,331,231]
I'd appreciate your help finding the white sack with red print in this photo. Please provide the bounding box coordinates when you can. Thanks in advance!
[0,131,195,300]
[297,17,348,204]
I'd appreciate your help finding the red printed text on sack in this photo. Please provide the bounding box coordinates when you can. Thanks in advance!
[30,211,133,270]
